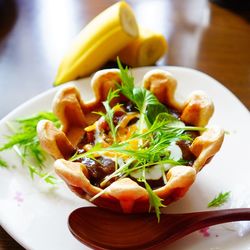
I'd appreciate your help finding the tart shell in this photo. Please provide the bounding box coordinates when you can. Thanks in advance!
[37,69,224,213]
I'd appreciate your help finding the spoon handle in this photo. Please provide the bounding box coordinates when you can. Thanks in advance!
[161,208,250,245]
[187,208,250,227]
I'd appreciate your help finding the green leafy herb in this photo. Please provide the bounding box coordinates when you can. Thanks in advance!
[96,89,121,143]
[117,58,167,126]
[207,192,231,208]
[0,157,8,168]
[13,145,58,184]
[138,168,165,222]
[146,103,168,125]
[117,57,134,98]
[0,112,60,184]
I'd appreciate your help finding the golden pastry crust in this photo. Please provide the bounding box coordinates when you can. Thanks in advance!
[37,69,224,213]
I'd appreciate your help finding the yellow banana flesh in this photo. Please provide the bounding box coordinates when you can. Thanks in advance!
[118,26,168,67]
[54,1,138,85]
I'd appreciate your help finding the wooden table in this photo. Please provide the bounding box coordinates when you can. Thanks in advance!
[0,0,249,249]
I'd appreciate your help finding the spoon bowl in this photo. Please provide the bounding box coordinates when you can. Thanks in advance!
[68,207,250,250]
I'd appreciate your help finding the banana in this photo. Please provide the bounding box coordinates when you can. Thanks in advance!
[117,26,168,67]
[54,1,138,85]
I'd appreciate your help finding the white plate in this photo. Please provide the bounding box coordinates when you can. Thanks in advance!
[0,67,250,250]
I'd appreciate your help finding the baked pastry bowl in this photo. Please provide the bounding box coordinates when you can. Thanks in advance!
[37,67,224,215]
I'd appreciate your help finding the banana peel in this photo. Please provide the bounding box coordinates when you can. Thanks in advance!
[117,26,168,67]
[54,1,139,86]
[54,1,168,86]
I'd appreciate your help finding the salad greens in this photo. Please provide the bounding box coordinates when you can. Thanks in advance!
[94,89,121,143]
[0,112,60,184]
[138,167,165,222]
[0,157,8,168]
[207,192,231,208]
[117,58,167,126]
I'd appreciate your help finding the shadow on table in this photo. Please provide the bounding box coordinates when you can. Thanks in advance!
[0,226,24,250]
[0,0,18,41]
[210,0,250,22]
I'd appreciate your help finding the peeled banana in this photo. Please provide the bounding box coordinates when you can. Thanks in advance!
[54,1,138,85]
[117,26,168,67]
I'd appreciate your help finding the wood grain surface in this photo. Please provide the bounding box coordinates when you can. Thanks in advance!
[0,0,249,249]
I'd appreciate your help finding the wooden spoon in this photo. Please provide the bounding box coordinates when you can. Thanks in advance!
[68,207,250,250]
